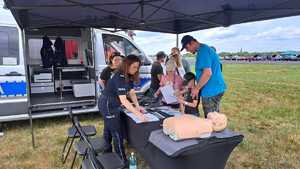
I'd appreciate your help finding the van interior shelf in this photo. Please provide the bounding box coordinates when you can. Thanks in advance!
[28,64,96,111]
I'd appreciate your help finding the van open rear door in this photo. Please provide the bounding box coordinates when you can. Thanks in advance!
[0,26,28,121]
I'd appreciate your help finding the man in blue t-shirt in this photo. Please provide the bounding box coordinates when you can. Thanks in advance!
[180,35,226,118]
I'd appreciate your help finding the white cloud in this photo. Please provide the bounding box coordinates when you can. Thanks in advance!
[254,27,300,40]
[134,31,178,54]
[135,32,175,46]
[134,24,300,54]
[228,26,300,42]
[198,28,237,40]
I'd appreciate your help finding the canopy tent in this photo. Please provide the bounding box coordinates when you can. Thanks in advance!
[3,0,300,149]
[4,0,300,34]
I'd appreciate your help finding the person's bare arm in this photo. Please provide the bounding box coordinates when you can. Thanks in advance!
[179,103,185,114]
[192,68,212,98]
[119,95,146,121]
[154,77,165,97]
[186,99,199,108]
[178,95,185,114]
[178,97,198,108]
[129,89,144,112]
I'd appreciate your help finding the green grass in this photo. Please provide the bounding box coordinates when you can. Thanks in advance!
[0,64,299,169]
[221,64,300,169]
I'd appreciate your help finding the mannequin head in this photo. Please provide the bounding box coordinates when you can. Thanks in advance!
[207,112,227,132]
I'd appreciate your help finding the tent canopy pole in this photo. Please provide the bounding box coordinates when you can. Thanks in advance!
[176,34,179,48]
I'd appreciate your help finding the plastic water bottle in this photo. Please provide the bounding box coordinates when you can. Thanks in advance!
[129,152,137,169]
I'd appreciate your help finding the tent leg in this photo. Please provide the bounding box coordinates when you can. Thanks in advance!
[0,123,3,137]
[176,34,179,48]
[29,108,36,148]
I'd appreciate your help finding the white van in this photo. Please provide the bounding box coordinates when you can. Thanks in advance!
[0,23,152,122]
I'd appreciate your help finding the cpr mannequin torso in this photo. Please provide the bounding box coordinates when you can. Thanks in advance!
[163,112,227,141]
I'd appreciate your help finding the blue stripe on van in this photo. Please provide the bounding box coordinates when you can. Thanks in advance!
[0,81,27,97]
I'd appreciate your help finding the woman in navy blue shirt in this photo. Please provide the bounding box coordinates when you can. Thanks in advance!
[99,55,146,163]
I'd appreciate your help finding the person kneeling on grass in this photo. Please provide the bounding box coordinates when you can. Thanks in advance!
[176,72,200,117]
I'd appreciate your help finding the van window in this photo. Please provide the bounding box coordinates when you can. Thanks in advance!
[103,34,125,64]
[123,38,151,65]
[0,26,19,65]
[103,34,150,65]
[28,39,44,65]
[124,38,140,56]
[0,32,9,56]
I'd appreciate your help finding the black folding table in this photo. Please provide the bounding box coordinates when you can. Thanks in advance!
[124,111,243,169]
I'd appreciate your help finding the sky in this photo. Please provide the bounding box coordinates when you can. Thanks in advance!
[133,16,300,55]
[1,0,300,55]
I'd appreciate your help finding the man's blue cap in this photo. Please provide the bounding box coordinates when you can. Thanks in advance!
[181,35,195,51]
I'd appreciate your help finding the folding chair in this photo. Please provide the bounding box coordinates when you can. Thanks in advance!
[82,148,103,169]
[74,117,125,169]
[82,148,126,169]
[61,108,97,164]
[70,116,106,169]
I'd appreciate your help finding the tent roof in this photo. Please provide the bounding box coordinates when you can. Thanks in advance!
[4,0,300,34]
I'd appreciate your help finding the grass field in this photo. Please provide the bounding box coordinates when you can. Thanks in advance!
[0,64,299,169]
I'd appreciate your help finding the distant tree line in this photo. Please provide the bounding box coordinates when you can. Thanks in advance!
[218,51,279,57]
[182,51,281,58]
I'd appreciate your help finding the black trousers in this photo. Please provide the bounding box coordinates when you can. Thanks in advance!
[98,95,127,162]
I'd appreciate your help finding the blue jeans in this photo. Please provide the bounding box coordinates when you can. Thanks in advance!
[201,93,224,118]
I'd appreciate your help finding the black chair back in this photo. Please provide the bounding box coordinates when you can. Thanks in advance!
[73,117,90,146]
[73,117,104,169]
